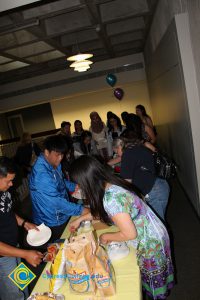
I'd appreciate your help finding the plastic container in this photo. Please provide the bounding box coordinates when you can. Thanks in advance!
[81,220,92,232]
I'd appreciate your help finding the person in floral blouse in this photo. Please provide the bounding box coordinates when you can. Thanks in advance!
[69,155,174,299]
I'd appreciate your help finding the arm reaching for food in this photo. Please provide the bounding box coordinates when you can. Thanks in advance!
[99,213,137,244]
[69,212,93,231]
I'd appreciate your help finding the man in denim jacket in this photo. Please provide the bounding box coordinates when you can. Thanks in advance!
[29,135,88,241]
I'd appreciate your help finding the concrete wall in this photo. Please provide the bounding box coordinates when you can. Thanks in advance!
[175,13,200,215]
[145,1,200,216]
[51,80,151,130]
[186,1,200,109]
[144,0,187,63]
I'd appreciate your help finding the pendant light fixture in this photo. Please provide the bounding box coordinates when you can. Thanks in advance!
[66,36,93,72]
[69,59,93,68]
[67,53,93,62]
[67,54,93,72]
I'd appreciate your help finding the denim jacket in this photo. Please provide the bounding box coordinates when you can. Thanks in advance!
[29,154,83,227]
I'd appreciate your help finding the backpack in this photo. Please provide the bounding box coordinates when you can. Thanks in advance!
[153,151,177,180]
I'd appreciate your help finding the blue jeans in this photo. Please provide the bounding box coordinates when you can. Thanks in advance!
[0,256,29,300]
[145,178,170,221]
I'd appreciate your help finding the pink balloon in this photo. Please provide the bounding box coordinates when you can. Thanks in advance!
[114,88,124,100]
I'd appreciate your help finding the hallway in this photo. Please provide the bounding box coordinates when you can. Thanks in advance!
[166,180,200,300]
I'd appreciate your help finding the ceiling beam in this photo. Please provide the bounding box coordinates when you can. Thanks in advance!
[99,0,149,23]
[44,13,146,40]
[0,18,39,36]
[0,51,33,64]
[84,0,115,58]
[27,24,69,55]
[9,11,68,55]
[22,0,84,20]
[0,38,40,51]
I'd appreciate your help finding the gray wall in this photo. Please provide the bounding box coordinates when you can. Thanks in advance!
[144,0,187,63]
[187,1,200,100]
[145,18,200,215]
[5,102,55,138]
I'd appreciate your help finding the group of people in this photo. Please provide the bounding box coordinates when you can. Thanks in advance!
[0,104,174,300]
[56,104,156,161]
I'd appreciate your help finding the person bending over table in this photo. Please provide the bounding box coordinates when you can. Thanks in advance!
[29,135,89,244]
[68,155,174,300]
[119,128,169,222]
[0,157,43,300]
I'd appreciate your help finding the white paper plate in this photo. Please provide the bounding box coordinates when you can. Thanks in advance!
[27,223,52,246]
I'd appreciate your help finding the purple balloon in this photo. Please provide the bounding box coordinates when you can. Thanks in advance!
[114,88,124,100]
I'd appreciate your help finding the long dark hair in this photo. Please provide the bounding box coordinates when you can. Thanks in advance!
[69,155,141,224]
[136,104,149,117]
[121,111,129,125]
[80,131,92,154]
[108,113,122,132]
[125,114,143,140]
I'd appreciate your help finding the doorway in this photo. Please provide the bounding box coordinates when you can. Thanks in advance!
[7,114,25,138]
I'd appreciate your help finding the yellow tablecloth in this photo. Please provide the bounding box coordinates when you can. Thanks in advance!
[32,223,142,300]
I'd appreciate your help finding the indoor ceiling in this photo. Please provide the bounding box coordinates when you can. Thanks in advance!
[0,0,158,84]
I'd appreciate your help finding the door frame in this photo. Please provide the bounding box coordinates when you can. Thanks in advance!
[7,114,25,138]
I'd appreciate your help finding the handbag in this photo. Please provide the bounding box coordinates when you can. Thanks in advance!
[153,151,177,180]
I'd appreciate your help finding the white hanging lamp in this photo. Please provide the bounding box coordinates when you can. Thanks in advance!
[67,53,93,62]
[66,37,94,72]
[75,66,91,72]
[69,60,93,68]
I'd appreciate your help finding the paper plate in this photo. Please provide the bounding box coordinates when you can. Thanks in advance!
[27,223,52,246]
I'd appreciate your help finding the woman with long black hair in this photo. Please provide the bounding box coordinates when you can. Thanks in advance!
[73,130,98,158]
[107,113,125,139]
[136,104,154,129]
[69,155,174,300]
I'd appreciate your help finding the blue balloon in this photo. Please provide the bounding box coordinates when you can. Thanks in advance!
[106,74,117,87]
